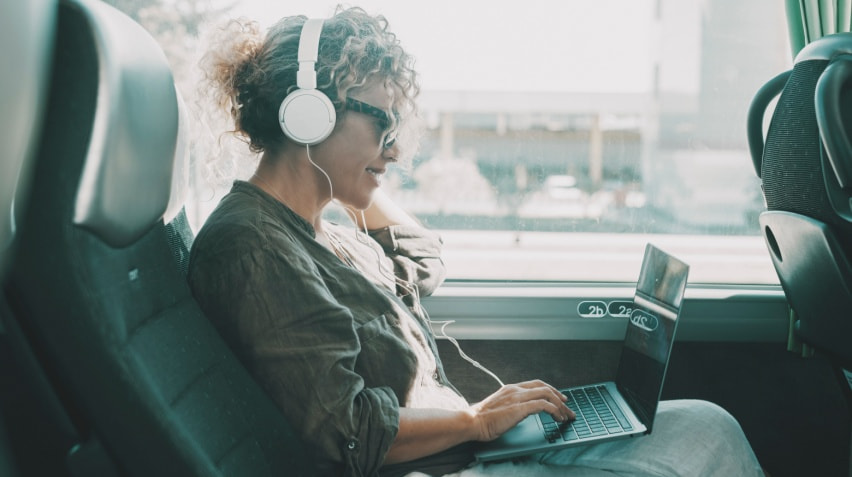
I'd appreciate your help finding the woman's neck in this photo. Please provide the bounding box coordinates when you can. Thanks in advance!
[249,150,330,231]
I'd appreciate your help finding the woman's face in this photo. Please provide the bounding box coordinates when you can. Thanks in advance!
[311,81,400,210]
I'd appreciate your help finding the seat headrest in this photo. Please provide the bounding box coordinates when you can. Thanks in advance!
[69,0,185,248]
[0,0,56,271]
[164,90,191,225]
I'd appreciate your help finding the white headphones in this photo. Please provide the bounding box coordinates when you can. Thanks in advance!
[278,18,336,145]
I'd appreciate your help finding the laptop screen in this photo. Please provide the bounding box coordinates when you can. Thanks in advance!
[615,244,689,432]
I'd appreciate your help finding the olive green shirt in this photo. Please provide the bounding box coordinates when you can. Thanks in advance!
[188,181,471,476]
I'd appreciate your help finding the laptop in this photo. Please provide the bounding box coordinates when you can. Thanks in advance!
[474,243,689,462]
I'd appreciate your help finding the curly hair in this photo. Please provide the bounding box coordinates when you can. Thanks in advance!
[199,6,420,157]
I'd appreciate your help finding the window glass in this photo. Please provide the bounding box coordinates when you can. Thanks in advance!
[111,0,790,285]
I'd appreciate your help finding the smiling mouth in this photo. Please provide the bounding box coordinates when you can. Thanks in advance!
[366,167,385,178]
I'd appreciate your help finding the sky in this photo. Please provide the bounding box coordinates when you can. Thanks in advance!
[226,0,695,93]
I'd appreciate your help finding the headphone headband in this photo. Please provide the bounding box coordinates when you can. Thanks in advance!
[296,18,324,90]
[278,18,336,145]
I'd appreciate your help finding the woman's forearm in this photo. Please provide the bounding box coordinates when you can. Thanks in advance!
[383,381,573,465]
[357,189,420,230]
[383,407,480,465]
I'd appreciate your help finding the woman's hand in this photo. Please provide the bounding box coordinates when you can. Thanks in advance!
[385,379,574,464]
[470,380,575,442]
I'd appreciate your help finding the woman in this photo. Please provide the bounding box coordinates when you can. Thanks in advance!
[189,7,764,476]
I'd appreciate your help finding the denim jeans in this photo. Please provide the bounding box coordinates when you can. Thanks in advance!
[423,400,764,477]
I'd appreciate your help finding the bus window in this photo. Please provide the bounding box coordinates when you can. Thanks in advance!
[109,0,789,285]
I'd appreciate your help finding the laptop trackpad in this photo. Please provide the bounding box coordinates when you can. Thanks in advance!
[492,415,545,447]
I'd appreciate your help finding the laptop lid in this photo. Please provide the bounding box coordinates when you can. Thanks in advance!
[614,243,689,432]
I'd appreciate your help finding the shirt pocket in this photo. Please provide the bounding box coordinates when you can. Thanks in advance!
[354,313,394,344]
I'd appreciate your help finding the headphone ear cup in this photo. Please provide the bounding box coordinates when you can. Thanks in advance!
[279,89,336,145]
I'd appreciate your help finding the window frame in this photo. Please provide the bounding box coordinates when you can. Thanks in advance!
[423,281,789,342]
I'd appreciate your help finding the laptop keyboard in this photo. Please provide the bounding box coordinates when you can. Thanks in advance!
[539,385,634,443]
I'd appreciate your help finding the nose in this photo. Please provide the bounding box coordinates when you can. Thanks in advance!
[382,140,399,163]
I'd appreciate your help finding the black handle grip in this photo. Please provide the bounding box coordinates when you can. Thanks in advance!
[746,70,791,178]
[815,55,852,189]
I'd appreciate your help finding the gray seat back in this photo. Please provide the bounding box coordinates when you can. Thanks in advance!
[0,1,57,476]
[748,32,852,370]
[0,0,56,273]
[4,0,312,475]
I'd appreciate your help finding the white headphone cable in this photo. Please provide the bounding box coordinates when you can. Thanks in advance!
[306,144,334,201]
[345,208,505,388]
[307,145,504,388]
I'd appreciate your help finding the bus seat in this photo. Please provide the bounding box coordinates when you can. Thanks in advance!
[3,0,311,475]
[748,33,852,397]
[0,1,58,475]
[0,0,56,274]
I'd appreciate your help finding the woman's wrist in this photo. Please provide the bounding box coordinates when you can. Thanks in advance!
[463,407,486,442]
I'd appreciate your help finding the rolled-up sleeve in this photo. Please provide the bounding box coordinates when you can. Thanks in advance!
[368,225,447,297]
[190,243,399,475]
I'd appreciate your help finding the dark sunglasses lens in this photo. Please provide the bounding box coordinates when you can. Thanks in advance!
[383,135,396,149]
[345,99,398,149]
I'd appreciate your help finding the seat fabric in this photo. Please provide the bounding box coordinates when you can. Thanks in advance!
[3,0,312,475]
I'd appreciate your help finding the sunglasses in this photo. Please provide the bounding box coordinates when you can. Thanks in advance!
[345,97,398,149]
